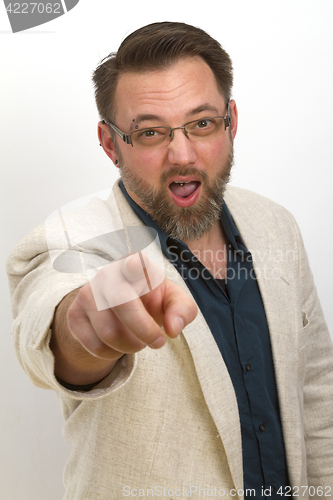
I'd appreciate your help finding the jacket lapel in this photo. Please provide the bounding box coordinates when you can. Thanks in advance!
[225,189,304,487]
[166,262,244,493]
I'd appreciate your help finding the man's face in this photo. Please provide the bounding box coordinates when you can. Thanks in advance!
[105,57,237,241]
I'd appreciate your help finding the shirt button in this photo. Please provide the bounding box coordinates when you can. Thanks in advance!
[245,364,251,371]
[259,424,266,432]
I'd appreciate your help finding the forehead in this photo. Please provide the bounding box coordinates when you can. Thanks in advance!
[114,57,224,125]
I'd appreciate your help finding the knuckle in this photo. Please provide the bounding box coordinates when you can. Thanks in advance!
[135,325,159,345]
[109,287,138,307]
[66,307,81,332]
[95,264,110,283]
[98,323,117,345]
[85,339,109,358]
[75,285,93,310]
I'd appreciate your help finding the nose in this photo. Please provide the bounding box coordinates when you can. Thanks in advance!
[166,128,197,167]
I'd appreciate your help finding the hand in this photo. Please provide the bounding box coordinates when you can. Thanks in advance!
[67,252,198,362]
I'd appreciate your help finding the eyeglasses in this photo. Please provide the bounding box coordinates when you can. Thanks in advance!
[102,112,231,150]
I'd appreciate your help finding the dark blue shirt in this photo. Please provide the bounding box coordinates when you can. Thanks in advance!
[119,181,289,498]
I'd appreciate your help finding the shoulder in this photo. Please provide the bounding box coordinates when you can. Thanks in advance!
[224,185,287,212]
[223,185,303,255]
[224,185,297,232]
[6,182,123,282]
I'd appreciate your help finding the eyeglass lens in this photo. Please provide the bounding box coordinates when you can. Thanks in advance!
[132,116,226,149]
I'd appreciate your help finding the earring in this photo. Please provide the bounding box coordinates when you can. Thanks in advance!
[115,159,118,165]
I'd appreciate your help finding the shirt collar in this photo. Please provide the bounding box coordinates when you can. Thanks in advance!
[118,180,248,255]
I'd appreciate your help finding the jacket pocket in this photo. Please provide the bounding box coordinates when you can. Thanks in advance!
[295,313,309,392]
[295,312,309,351]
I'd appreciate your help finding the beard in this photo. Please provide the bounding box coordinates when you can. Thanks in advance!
[118,145,234,242]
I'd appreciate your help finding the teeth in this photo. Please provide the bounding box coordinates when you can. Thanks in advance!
[174,181,191,186]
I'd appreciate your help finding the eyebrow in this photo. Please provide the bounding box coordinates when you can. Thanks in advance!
[186,104,220,117]
[132,114,163,127]
[132,104,221,128]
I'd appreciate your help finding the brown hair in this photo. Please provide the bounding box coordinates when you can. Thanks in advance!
[92,21,233,123]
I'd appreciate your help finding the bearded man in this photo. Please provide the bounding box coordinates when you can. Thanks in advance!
[7,22,333,500]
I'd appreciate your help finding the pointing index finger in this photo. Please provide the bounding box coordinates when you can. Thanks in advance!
[90,251,164,311]
[122,252,153,292]
[111,296,166,348]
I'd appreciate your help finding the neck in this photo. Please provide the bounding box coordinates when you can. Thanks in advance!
[184,221,228,280]
[184,219,224,250]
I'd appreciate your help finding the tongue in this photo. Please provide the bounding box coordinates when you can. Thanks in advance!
[169,181,199,198]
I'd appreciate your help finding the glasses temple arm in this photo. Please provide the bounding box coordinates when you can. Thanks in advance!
[101,120,133,145]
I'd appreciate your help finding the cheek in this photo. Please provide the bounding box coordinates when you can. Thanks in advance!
[198,138,229,165]
[123,149,164,181]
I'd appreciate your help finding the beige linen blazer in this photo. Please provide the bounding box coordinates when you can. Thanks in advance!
[7,182,333,500]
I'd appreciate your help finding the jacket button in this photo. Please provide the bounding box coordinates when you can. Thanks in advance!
[245,364,251,371]
[259,424,266,432]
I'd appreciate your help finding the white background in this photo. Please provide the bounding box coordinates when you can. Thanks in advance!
[1,1,333,498]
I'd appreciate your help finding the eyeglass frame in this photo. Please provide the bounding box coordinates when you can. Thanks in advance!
[101,101,231,148]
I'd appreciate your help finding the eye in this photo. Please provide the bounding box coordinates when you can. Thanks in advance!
[189,117,218,137]
[133,127,169,148]
[197,119,211,128]
[139,129,159,138]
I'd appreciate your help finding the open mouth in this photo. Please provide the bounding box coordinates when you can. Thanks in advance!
[168,180,201,207]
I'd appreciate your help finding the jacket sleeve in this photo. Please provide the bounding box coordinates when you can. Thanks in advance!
[6,222,136,401]
[294,216,333,490]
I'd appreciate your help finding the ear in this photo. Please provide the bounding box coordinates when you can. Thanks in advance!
[229,99,238,140]
[98,121,119,167]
